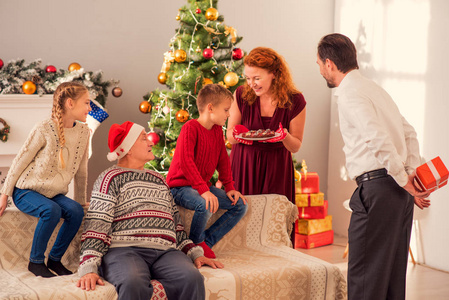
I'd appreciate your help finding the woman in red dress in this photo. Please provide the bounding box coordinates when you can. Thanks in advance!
[226,47,306,206]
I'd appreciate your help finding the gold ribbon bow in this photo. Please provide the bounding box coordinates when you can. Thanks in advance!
[224,26,237,43]
[161,51,175,73]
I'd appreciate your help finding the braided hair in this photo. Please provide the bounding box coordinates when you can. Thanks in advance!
[51,82,88,169]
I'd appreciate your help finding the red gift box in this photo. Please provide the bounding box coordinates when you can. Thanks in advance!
[295,172,319,194]
[298,200,328,219]
[416,156,448,192]
[295,230,334,249]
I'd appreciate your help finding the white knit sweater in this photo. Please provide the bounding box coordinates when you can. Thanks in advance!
[0,119,89,204]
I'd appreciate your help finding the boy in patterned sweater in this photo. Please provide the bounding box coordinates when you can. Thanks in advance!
[167,84,248,259]
[77,121,223,300]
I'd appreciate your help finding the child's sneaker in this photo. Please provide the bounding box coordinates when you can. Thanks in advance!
[197,241,216,259]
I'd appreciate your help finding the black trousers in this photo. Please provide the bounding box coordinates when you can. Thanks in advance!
[348,175,414,300]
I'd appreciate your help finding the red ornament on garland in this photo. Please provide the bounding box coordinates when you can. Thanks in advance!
[195,8,201,14]
[0,59,4,70]
[232,48,244,60]
[203,48,214,59]
[147,132,160,145]
[46,65,57,73]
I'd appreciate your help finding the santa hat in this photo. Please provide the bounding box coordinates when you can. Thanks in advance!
[107,121,144,161]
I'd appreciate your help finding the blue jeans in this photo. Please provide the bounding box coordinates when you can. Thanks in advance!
[13,188,84,263]
[100,247,205,300]
[171,186,247,247]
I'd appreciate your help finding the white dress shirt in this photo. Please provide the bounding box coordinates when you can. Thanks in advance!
[335,70,421,187]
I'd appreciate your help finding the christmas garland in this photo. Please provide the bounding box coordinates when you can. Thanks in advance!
[0,118,10,142]
[0,58,115,107]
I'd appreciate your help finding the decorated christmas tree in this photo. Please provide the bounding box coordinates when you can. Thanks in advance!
[142,0,246,175]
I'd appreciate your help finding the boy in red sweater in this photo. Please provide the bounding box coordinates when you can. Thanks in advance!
[167,84,248,258]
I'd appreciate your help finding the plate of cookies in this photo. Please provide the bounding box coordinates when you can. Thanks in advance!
[236,129,280,141]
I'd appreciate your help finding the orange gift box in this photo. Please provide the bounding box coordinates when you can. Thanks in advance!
[298,200,328,219]
[416,156,448,192]
[295,172,319,194]
[295,192,324,207]
[296,215,332,235]
[295,230,334,249]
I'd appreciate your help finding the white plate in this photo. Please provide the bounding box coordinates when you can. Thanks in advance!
[236,132,280,141]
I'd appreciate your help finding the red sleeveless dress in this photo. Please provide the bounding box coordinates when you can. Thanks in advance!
[230,86,306,204]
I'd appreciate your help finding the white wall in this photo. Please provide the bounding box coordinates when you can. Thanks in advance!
[331,0,449,272]
[0,1,334,199]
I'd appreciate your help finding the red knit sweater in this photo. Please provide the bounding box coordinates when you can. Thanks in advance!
[166,119,235,195]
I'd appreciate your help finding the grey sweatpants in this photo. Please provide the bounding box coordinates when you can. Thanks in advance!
[100,247,205,300]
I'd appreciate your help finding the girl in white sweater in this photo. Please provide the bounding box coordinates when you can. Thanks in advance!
[0,82,91,277]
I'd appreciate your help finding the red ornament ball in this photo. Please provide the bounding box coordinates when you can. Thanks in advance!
[195,8,201,14]
[203,48,214,59]
[46,65,57,73]
[147,132,160,145]
[0,59,4,70]
[232,48,244,60]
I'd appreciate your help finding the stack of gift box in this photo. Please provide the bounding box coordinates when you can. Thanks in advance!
[294,170,334,249]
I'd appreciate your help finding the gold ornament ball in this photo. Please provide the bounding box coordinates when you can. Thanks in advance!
[224,72,239,87]
[169,148,175,157]
[218,81,227,88]
[176,13,181,21]
[174,49,187,63]
[158,72,168,84]
[205,8,219,21]
[139,101,152,114]
[68,62,81,72]
[225,139,232,150]
[22,81,36,94]
[203,78,213,85]
[176,109,189,123]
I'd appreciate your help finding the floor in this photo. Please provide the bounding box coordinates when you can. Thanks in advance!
[296,235,449,300]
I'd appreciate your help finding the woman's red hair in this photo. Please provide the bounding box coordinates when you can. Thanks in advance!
[242,47,300,108]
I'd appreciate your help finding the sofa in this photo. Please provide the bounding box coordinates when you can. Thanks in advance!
[0,194,347,299]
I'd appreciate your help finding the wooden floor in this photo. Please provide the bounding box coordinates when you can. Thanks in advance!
[295,235,449,299]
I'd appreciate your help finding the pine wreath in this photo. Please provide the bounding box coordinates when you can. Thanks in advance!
[0,118,10,142]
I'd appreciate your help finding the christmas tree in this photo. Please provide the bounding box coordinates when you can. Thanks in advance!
[142,0,246,176]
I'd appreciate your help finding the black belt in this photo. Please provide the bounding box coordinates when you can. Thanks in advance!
[356,168,388,185]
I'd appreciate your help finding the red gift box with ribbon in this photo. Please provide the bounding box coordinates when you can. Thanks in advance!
[416,156,448,192]
[295,172,320,194]
[295,230,334,249]
[298,200,328,219]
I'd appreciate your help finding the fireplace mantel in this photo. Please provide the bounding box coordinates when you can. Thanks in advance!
[0,94,73,198]
[0,95,54,167]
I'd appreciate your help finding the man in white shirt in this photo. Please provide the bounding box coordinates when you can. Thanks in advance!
[316,33,430,300]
